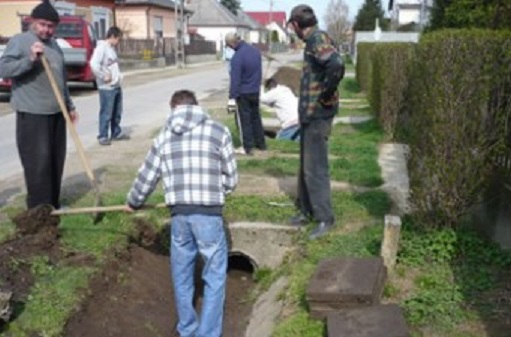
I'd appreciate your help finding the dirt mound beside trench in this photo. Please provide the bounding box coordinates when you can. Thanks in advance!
[270,66,302,96]
[0,205,62,316]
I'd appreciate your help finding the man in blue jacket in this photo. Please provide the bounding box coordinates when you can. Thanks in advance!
[226,32,266,156]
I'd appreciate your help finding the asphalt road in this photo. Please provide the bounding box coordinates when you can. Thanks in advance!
[0,53,302,182]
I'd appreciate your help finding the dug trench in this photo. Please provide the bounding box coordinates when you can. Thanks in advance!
[0,206,256,336]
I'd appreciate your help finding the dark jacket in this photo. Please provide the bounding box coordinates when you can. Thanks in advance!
[229,41,262,99]
[298,27,344,124]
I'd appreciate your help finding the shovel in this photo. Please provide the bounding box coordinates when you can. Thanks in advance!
[51,203,167,216]
[41,55,102,220]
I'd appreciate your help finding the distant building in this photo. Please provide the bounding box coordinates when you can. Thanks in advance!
[0,0,113,38]
[388,0,433,29]
[245,11,290,44]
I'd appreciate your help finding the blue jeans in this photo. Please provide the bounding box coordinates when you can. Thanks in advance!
[98,87,123,140]
[170,214,227,337]
[277,124,300,141]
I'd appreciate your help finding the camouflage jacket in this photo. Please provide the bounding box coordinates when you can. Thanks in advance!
[298,27,345,124]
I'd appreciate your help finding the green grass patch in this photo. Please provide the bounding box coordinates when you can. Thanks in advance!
[339,77,364,100]
[237,120,383,187]
[386,218,511,335]
[339,105,372,117]
[4,259,94,337]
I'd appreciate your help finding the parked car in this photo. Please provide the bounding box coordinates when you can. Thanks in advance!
[0,15,98,92]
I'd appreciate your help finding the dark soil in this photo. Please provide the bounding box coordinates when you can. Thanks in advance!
[271,66,302,96]
[64,240,255,337]
[0,205,62,306]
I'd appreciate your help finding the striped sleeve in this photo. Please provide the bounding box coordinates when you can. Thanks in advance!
[220,126,238,194]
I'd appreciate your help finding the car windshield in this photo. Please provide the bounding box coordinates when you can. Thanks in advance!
[21,21,82,38]
[55,23,82,38]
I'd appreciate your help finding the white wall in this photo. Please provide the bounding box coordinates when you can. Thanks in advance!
[398,7,420,25]
[195,27,250,52]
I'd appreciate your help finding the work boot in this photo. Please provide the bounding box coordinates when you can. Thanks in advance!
[289,213,308,226]
[309,221,335,240]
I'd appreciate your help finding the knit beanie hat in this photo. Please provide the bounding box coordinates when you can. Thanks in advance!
[31,0,60,23]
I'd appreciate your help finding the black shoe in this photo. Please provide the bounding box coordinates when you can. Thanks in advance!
[289,213,308,226]
[309,221,335,240]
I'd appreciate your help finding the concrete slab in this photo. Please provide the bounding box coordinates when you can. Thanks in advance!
[306,257,386,319]
[327,304,410,337]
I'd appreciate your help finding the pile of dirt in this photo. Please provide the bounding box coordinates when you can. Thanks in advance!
[271,66,302,96]
[0,205,62,316]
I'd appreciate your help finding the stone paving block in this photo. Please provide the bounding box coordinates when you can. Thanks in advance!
[306,257,386,319]
[327,304,410,337]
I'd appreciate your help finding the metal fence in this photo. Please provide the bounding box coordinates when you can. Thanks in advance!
[118,37,216,59]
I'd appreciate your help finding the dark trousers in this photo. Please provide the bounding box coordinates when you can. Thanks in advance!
[297,117,334,223]
[236,94,266,152]
[16,112,67,209]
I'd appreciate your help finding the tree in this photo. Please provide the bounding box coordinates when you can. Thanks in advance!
[323,0,351,45]
[428,0,511,31]
[220,0,241,16]
[353,0,387,31]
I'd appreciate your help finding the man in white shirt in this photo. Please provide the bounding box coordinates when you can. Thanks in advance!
[90,26,128,145]
[260,78,300,141]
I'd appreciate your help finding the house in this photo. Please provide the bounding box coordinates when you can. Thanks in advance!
[236,9,266,45]
[388,0,433,29]
[0,0,114,38]
[115,0,192,39]
[186,0,251,52]
[245,11,289,44]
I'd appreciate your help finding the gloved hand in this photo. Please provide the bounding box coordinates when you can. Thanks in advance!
[227,99,237,114]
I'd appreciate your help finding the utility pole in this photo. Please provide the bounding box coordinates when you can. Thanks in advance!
[268,0,274,53]
[175,0,185,68]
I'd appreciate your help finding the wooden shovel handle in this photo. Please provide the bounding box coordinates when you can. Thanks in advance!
[41,55,96,186]
[51,203,168,216]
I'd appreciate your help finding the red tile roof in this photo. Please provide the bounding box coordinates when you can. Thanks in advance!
[246,11,287,27]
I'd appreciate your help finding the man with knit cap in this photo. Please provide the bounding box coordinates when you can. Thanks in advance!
[0,0,79,210]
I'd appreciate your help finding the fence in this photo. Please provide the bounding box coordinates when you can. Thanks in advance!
[118,37,216,59]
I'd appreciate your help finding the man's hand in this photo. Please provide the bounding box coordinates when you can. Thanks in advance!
[124,204,135,213]
[103,71,112,83]
[30,42,44,61]
[69,110,79,124]
[227,99,237,114]
[318,93,337,107]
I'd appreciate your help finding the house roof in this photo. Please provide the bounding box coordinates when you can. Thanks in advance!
[237,10,265,31]
[245,11,287,27]
[187,0,250,28]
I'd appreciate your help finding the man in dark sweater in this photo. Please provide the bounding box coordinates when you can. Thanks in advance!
[226,32,266,156]
[288,4,345,239]
[0,0,78,209]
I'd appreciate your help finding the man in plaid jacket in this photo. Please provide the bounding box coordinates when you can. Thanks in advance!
[126,90,238,337]
[287,4,345,240]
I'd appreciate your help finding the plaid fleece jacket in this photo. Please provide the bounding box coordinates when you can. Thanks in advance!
[127,105,238,209]
[299,27,345,124]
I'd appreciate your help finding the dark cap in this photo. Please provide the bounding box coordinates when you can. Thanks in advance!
[31,0,60,23]
[287,4,317,28]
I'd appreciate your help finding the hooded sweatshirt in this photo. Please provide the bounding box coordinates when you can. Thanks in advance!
[127,105,238,215]
[89,40,122,89]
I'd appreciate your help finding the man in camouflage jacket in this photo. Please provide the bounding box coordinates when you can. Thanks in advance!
[287,4,345,239]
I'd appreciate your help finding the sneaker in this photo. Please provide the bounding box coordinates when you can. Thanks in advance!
[98,138,111,146]
[112,133,130,141]
[309,221,335,240]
